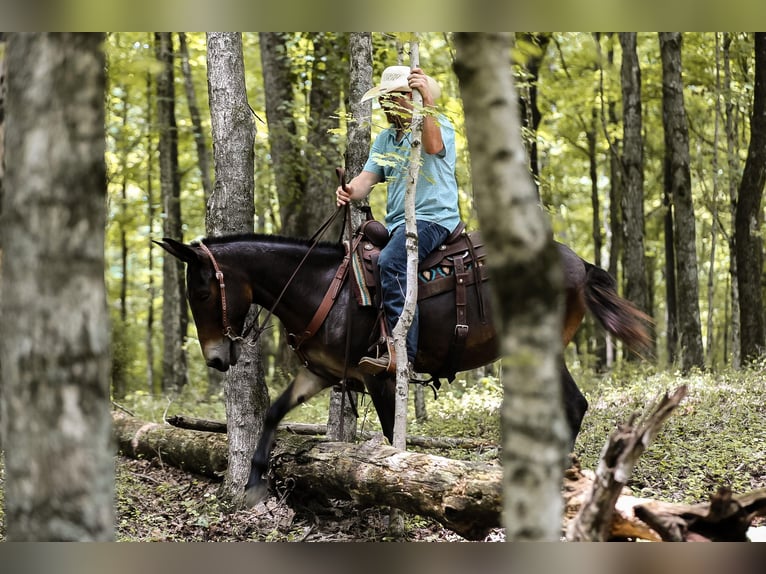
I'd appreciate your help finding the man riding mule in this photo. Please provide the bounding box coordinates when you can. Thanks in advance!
[157,231,651,503]
[336,65,461,375]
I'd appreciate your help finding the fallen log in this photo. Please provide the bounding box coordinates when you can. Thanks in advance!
[165,414,496,451]
[113,411,228,479]
[268,433,502,540]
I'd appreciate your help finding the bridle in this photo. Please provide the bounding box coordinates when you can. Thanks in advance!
[198,241,238,340]
[196,200,349,347]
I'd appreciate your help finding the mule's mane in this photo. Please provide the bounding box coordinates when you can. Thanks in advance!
[196,233,343,252]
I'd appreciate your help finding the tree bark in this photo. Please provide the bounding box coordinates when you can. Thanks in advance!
[155,32,188,393]
[516,32,550,196]
[178,32,213,203]
[454,32,569,541]
[619,33,650,360]
[735,33,766,363]
[1,32,113,540]
[206,32,270,506]
[145,65,157,394]
[659,32,704,371]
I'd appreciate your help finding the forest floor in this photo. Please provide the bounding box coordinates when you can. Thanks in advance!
[114,455,504,542]
[2,364,766,541]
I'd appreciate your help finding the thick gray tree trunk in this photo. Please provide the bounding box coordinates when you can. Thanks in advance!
[206,32,270,506]
[156,32,188,393]
[659,32,704,371]
[454,32,569,542]
[1,32,113,540]
[619,33,651,361]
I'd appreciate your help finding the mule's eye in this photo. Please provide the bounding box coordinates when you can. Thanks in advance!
[195,291,211,302]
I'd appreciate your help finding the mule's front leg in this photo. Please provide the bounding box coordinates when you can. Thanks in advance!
[244,367,330,506]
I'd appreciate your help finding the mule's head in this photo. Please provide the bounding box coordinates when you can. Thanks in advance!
[155,238,252,371]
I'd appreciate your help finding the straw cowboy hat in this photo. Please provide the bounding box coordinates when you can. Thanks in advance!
[360,65,441,103]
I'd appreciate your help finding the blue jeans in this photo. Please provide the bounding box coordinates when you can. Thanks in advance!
[378,220,451,363]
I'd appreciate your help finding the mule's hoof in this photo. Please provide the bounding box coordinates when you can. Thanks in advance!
[244,481,268,507]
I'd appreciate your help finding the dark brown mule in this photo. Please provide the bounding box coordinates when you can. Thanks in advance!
[157,234,650,502]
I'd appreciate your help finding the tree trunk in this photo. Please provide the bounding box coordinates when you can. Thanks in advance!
[723,33,742,368]
[516,32,550,196]
[659,32,704,372]
[735,33,766,364]
[1,33,6,449]
[605,33,623,368]
[301,32,346,239]
[145,67,157,394]
[619,33,650,361]
[206,32,270,507]
[178,32,213,203]
[259,32,305,236]
[454,32,569,542]
[1,32,113,541]
[155,32,188,393]
[326,32,372,441]
[179,32,223,396]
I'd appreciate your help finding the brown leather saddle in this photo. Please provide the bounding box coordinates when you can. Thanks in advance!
[349,218,490,371]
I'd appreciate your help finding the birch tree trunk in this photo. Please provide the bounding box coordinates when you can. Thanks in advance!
[206,32,270,506]
[0,33,6,448]
[1,32,113,540]
[156,32,188,393]
[392,38,423,450]
[735,32,766,364]
[659,32,704,372]
[454,32,568,542]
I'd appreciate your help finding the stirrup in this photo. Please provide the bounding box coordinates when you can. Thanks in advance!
[358,352,395,375]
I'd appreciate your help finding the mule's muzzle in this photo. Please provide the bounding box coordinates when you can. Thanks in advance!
[203,338,241,372]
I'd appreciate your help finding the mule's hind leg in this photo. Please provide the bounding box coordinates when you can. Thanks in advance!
[246,367,330,504]
[561,363,588,452]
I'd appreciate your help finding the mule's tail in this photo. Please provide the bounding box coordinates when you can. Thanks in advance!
[583,262,653,355]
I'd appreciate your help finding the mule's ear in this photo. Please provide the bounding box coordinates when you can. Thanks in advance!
[154,238,199,265]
